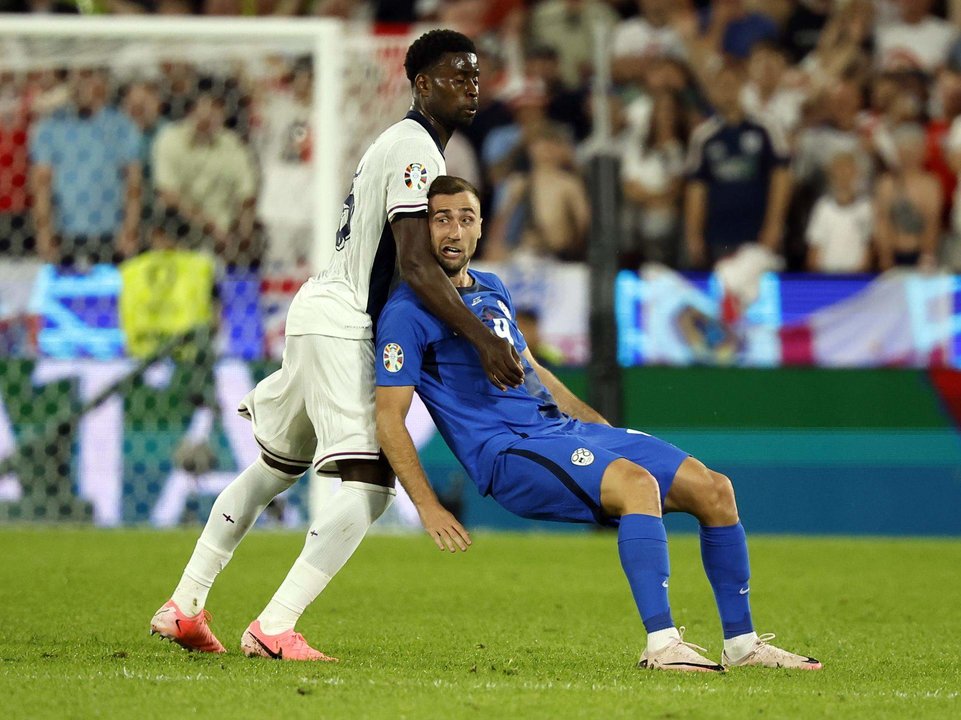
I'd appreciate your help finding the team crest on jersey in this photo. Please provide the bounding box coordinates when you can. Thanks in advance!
[570,448,594,466]
[383,343,404,373]
[404,163,429,191]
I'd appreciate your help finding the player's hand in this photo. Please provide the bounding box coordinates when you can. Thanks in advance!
[477,333,524,390]
[418,503,472,553]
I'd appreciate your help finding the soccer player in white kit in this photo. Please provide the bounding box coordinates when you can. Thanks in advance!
[150,30,523,661]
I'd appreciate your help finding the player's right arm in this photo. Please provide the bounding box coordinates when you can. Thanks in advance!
[375,385,471,553]
[393,217,523,390]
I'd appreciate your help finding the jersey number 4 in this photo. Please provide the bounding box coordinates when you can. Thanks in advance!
[492,318,514,346]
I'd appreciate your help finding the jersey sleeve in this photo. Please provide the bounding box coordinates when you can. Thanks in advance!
[375,297,429,387]
[384,135,445,222]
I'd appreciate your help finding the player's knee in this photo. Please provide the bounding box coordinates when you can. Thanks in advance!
[602,461,661,517]
[701,470,738,525]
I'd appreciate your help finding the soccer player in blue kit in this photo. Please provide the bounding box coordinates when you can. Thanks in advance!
[375,175,822,673]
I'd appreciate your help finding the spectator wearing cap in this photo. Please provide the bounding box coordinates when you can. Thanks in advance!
[152,90,258,264]
[874,122,942,270]
[684,62,791,268]
[29,67,143,265]
[529,0,619,89]
[611,0,687,86]
[875,0,957,74]
[699,0,779,61]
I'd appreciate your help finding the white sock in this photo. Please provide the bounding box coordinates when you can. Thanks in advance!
[724,631,759,661]
[257,481,395,635]
[171,458,299,615]
[647,626,681,654]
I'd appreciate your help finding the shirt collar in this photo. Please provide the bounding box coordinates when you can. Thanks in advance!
[405,109,445,158]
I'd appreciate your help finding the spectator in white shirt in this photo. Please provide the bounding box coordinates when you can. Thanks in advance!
[806,150,874,273]
[875,0,957,74]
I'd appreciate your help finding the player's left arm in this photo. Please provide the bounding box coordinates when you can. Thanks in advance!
[375,385,472,553]
[522,347,610,425]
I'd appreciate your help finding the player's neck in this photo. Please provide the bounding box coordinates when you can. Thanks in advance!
[410,103,451,148]
[450,267,472,288]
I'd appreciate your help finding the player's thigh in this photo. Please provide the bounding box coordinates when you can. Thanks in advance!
[573,422,689,507]
[490,435,622,526]
[299,334,380,473]
[238,343,316,473]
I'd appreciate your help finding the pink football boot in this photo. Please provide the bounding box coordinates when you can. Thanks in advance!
[150,600,226,654]
[240,620,338,662]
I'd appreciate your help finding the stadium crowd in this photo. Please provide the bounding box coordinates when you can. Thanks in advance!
[4,0,961,278]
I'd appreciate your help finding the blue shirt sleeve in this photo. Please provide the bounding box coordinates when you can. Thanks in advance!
[376,296,428,387]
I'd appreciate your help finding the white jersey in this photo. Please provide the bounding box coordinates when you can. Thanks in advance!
[285,112,447,339]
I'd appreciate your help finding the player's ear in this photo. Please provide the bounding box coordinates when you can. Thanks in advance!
[414,72,431,99]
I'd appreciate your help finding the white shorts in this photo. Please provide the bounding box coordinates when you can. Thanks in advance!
[237,334,379,474]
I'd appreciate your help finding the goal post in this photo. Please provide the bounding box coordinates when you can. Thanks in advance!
[0,15,419,525]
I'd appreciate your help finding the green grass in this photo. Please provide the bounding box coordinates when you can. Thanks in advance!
[2,529,959,719]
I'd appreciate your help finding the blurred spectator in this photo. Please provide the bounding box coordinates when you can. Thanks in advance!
[699,0,779,61]
[514,306,564,367]
[526,46,592,142]
[741,40,806,141]
[529,0,619,89]
[860,71,924,170]
[806,150,874,273]
[611,0,687,86]
[152,90,258,264]
[684,62,791,267]
[482,80,552,190]
[8,0,80,12]
[874,123,942,270]
[29,68,142,264]
[122,80,166,247]
[252,57,312,273]
[621,90,686,267]
[875,0,957,74]
[795,79,870,197]
[118,214,216,360]
[781,0,831,63]
[487,123,589,261]
[801,0,873,91]
[0,72,33,256]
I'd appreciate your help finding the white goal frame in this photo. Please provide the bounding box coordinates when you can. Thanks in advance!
[0,14,348,273]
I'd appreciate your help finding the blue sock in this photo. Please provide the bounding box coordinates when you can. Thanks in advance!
[700,522,754,639]
[617,514,673,633]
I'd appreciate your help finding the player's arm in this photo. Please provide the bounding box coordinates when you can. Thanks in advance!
[522,347,610,425]
[392,216,523,390]
[375,385,471,552]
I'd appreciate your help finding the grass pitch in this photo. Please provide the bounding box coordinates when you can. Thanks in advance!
[2,528,959,719]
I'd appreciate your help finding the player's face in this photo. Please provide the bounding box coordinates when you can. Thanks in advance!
[424,52,480,130]
[428,191,482,275]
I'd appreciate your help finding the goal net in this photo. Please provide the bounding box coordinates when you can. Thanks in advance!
[0,16,428,527]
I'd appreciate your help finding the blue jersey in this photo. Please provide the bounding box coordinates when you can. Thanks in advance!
[375,270,569,495]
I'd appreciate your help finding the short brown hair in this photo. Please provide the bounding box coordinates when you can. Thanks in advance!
[427,175,481,204]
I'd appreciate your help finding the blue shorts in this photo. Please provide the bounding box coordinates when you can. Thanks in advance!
[489,421,689,527]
